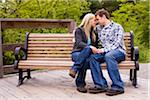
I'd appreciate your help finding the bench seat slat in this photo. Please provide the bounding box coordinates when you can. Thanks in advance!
[18,60,135,69]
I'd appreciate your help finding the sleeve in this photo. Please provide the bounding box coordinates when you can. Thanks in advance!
[75,28,87,48]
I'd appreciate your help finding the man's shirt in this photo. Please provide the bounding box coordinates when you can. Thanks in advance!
[96,21,126,54]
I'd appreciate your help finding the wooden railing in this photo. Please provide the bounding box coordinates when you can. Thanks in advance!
[0,18,76,78]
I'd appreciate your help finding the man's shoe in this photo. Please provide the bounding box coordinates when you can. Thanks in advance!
[106,89,124,96]
[69,69,77,78]
[77,87,87,93]
[88,86,107,94]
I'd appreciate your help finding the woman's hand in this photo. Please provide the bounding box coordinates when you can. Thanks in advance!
[90,46,98,54]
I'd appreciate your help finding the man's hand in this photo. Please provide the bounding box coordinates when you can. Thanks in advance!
[97,48,104,54]
[90,46,98,54]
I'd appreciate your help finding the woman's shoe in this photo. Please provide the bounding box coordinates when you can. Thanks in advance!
[77,87,87,93]
[69,69,77,78]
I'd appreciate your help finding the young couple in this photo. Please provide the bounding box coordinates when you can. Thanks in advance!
[69,9,126,96]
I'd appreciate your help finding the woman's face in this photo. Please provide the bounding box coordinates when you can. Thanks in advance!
[90,17,97,27]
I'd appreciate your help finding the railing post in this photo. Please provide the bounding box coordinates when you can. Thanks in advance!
[69,20,76,33]
[0,21,3,78]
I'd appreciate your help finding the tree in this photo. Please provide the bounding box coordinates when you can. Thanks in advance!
[112,0,149,62]
[0,0,90,23]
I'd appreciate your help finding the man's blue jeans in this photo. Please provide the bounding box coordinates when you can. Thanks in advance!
[89,49,125,91]
[71,46,91,87]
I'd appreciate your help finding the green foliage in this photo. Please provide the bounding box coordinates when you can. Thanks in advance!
[0,0,149,64]
[0,0,90,23]
[0,0,90,65]
[87,0,120,14]
[3,51,15,65]
[87,0,102,13]
[101,0,121,13]
[0,0,90,43]
[112,1,149,62]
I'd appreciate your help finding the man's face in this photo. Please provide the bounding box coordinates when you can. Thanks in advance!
[95,15,104,25]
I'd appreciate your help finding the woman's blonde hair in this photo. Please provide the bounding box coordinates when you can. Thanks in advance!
[79,13,96,42]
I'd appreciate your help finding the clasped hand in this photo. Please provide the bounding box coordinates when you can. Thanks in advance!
[90,46,104,54]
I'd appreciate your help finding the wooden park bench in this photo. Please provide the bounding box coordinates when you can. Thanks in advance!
[14,32,139,87]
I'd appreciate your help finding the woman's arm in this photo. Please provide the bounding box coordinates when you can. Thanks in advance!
[75,28,87,48]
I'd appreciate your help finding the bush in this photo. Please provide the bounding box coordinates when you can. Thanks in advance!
[111,1,149,62]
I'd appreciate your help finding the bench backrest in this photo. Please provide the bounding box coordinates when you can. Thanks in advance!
[27,33,74,61]
[27,33,132,61]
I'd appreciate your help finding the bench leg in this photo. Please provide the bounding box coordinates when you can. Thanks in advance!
[27,69,31,79]
[132,69,138,88]
[130,69,133,81]
[17,69,23,86]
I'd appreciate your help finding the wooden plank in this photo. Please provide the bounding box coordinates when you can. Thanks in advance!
[124,32,131,36]
[124,37,131,39]
[1,19,76,33]
[29,33,74,38]
[2,43,24,52]
[28,44,73,47]
[0,21,3,78]
[125,43,131,47]
[126,47,131,50]
[126,57,131,60]
[28,47,72,51]
[27,57,71,61]
[19,65,134,69]
[27,54,71,58]
[18,66,70,69]
[28,37,73,41]
[18,60,135,69]
[28,50,71,54]
[124,39,131,41]
[28,41,73,44]
[18,61,73,67]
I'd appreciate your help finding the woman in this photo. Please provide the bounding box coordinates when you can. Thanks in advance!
[69,13,98,93]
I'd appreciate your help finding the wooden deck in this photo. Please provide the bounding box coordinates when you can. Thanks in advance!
[0,64,149,100]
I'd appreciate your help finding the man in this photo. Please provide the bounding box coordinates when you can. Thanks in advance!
[89,9,126,96]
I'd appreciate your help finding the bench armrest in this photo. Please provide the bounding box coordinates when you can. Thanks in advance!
[133,46,139,61]
[133,46,139,70]
[14,47,27,69]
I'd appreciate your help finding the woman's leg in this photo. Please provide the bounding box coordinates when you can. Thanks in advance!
[69,46,92,78]
[75,58,90,93]
[72,46,92,69]
[75,59,90,87]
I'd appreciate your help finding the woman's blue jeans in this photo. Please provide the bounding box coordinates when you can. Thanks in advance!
[71,46,91,87]
[89,49,126,91]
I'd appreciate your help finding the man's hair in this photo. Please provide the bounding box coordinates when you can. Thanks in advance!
[95,9,110,19]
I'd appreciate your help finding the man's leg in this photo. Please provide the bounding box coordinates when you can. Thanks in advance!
[104,49,125,96]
